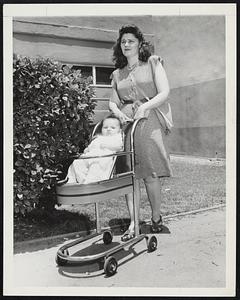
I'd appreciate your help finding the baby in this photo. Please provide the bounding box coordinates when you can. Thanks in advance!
[67,115,123,184]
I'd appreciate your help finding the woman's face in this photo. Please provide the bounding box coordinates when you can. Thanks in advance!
[120,33,140,59]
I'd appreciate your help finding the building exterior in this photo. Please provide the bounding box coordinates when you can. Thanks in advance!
[13,16,225,157]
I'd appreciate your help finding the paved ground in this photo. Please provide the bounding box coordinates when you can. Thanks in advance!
[12,206,226,292]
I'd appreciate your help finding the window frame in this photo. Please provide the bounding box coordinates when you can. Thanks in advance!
[61,62,114,87]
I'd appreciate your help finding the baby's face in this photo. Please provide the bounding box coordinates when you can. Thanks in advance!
[101,118,121,136]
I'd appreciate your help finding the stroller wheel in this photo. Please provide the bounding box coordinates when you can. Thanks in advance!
[147,236,158,252]
[104,256,118,277]
[103,230,113,245]
[55,249,69,266]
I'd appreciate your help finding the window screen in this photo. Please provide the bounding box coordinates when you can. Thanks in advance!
[96,67,115,85]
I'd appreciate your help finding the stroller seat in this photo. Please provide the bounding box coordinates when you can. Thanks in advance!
[56,120,132,206]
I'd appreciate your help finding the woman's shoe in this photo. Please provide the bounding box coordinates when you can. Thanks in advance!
[151,216,163,233]
[121,229,135,242]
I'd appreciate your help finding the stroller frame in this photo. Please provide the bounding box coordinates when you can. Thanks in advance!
[55,118,157,276]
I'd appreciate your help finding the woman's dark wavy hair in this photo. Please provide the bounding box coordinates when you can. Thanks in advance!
[112,24,153,69]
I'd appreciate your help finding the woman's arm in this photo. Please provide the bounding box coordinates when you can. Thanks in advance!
[134,62,170,119]
[109,94,133,124]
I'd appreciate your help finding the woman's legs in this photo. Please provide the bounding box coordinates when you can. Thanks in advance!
[124,176,162,230]
[144,175,162,222]
[121,193,139,241]
[125,193,135,232]
[122,176,162,239]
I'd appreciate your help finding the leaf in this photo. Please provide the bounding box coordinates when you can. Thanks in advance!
[15,160,24,167]
[23,153,30,159]
[24,200,31,206]
[20,207,26,215]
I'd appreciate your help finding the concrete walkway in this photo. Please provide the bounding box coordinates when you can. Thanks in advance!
[11,206,227,293]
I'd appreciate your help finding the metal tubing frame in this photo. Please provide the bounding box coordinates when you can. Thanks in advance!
[130,118,145,237]
[95,202,101,234]
[57,231,148,263]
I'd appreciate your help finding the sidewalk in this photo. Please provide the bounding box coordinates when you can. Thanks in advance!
[11,206,226,291]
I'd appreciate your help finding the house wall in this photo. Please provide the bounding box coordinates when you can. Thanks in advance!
[152,16,225,157]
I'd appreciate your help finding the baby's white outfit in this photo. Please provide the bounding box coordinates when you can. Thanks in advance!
[67,133,123,184]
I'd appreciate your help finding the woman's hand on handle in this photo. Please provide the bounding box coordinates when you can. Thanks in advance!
[133,105,147,120]
[117,111,133,124]
[109,102,133,124]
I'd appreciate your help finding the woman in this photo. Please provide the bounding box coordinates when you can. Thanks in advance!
[109,24,172,241]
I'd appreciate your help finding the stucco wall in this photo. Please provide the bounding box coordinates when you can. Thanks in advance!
[13,16,226,157]
[13,32,114,65]
[151,16,225,157]
[169,78,225,157]
[152,16,225,88]
[13,16,154,65]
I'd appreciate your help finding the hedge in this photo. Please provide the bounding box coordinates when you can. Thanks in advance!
[13,54,96,216]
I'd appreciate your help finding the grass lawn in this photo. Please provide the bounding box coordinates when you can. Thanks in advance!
[14,155,226,242]
[77,155,226,227]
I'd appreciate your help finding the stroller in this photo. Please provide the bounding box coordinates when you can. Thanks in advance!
[55,118,158,277]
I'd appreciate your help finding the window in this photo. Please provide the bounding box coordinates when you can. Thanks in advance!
[71,65,92,80]
[96,67,114,85]
[63,64,115,86]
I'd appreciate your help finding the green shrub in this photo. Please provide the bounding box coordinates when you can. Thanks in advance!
[13,54,96,216]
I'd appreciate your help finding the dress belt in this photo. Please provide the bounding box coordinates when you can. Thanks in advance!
[121,100,134,104]
[121,98,151,105]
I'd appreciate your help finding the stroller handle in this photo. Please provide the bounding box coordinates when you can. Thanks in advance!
[129,118,146,174]
[86,117,146,174]
[71,151,132,160]
[71,118,145,160]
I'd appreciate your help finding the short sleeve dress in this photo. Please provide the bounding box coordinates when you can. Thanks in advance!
[110,55,172,179]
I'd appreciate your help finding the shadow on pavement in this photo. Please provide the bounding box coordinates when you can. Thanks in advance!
[14,218,170,254]
[14,232,90,254]
[108,218,171,235]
